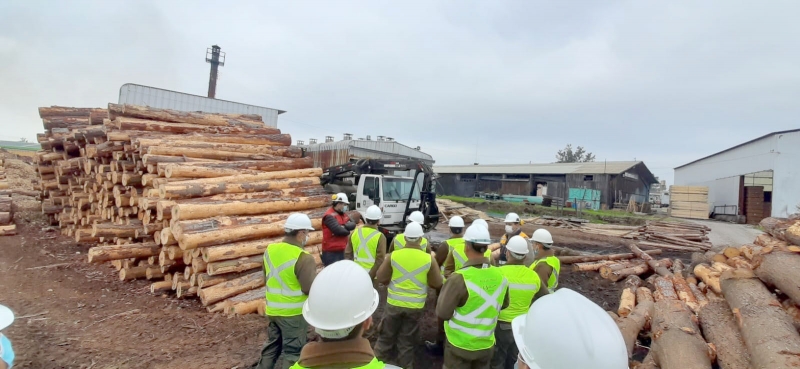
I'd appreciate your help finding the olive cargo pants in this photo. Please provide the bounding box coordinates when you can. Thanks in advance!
[374,304,424,369]
[255,315,308,369]
[490,324,517,369]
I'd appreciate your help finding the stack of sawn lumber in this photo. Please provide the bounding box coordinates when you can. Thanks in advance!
[33,104,328,316]
[0,159,15,235]
[613,215,800,369]
[669,185,710,220]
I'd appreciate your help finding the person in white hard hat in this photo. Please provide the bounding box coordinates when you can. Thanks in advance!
[374,222,443,369]
[472,218,489,230]
[390,211,430,253]
[255,213,318,369]
[0,305,14,369]
[437,224,509,369]
[530,229,561,293]
[321,192,360,266]
[512,289,628,369]
[490,236,545,369]
[345,205,387,280]
[490,213,529,267]
[291,261,401,369]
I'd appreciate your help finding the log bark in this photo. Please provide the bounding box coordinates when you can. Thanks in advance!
[740,244,771,260]
[195,271,257,288]
[172,194,330,221]
[159,176,321,199]
[150,281,173,294]
[754,233,790,249]
[145,267,164,280]
[145,132,291,146]
[618,288,636,318]
[720,268,800,369]
[616,287,655,357]
[672,269,700,313]
[115,117,283,136]
[752,251,800,306]
[227,299,264,316]
[206,255,262,276]
[571,260,614,272]
[171,186,327,205]
[629,242,672,277]
[201,232,322,262]
[91,223,141,238]
[163,157,314,178]
[602,262,649,282]
[0,212,11,225]
[653,276,679,302]
[146,144,301,159]
[108,103,268,128]
[39,106,101,119]
[693,263,721,294]
[760,217,800,246]
[87,242,160,263]
[650,299,713,369]
[173,208,325,250]
[140,154,220,165]
[207,286,267,313]
[119,266,148,281]
[558,249,662,264]
[638,241,707,253]
[697,295,752,369]
[165,168,322,187]
[198,271,265,306]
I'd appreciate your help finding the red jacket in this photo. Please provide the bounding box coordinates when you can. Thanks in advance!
[322,207,351,252]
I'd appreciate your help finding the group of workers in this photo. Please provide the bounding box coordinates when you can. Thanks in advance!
[256,194,628,369]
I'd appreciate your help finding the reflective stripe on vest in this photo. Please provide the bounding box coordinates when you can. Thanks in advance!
[387,249,431,309]
[449,239,492,271]
[263,243,308,317]
[532,256,561,293]
[393,233,428,251]
[498,265,541,322]
[351,227,380,272]
[444,266,508,351]
[290,357,391,369]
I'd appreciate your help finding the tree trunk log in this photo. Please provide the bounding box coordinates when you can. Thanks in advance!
[720,269,800,369]
[198,271,265,306]
[602,262,650,282]
[618,275,643,317]
[196,271,256,288]
[0,224,17,236]
[672,270,700,313]
[697,295,752,369]
[201,232,322,262]
[650,299,713,369]
[760,217,800,246]
[39,106,102,119]
[115,117,283,136]
[141,154,220,166]
[146,267,164,280]
[653,276,679,302]
[108,103,268,128]
[559,250,662,264]
[629,242,672,277]
[571,260,615,272]
[638,241,707,253]
[91,223,141,238]
[146,146,298,161]
[119,266,148,281]
[159,176,321,199]
[752,251,800,306]
[616,287,655,357]
[693,263,721,294]
[163,157,314,178]
[227,299,264,316]
[207,255,262,276]
[165,168,322,187]
[160,227,177,246]
[0,212,11,225]
[172,186,327,205]
[172,208,326,250]
[754,233,790,249]
[207,286,267,313]
[87,242,160,263]
[150,280,173,294]
[172,194,330,221]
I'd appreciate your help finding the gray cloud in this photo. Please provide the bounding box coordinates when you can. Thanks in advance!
[2,0,798,184]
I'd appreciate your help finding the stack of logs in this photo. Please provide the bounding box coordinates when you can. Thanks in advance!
[34,103,328,316]
[0,159,15,235]
[613,216,800,369]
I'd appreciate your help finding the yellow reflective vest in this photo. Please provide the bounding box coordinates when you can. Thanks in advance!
[531,255,561,292]
[449,238,492,271]
[351,227,381,272]
[387,248,431,309]
[444,266,508,351]
[263,242,308,317]
[497,265,541,322]
[393,233,428,251]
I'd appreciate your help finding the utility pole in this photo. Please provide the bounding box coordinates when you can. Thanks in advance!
[205,45,225,98]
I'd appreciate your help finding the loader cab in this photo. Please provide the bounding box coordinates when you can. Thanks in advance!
[354,174,422,227]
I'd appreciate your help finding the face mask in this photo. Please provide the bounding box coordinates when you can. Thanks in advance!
[505,225,514,234]
[300,232,308,246]
[0,333,14,368]
[343,206,349,212]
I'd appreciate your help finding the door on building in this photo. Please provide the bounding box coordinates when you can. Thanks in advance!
[744,186,765,224]
[741,171,773,224]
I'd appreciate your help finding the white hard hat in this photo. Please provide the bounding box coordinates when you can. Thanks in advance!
[332,192,348,203]
[0,304,14,331]
[448,216,465,228]
[472,218,489,229]
[504,212,521,223]
[532,229,553,245]
[404,222,424,238]
[364,205,383,220]
[284,213,315,231]
[302,260,379,339]
[512,289,627,369]
[407,211,424,224]
[506,235,529,255]
[464,224,492,245]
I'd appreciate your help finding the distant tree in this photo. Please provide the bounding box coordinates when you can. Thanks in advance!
[555,144,595,163]
[18,138,28,143]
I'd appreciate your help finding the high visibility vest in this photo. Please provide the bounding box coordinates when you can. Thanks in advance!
[497,231,528,266]
[449,238,492,271]
[444,266,508,351]
[263,242,308,317]
[497,265,541,322]
[387,248,431,309]
[531,255,561,293]
[351,227,381,272]
[290,357,395,369]
[393,233,428,251]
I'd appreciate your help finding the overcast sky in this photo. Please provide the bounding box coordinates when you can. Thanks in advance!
[2,1,798,184]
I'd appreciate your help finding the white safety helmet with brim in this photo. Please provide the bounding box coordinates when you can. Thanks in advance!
[463,224,492,245]
[504,212,521,224]
[364,205,383,221]
[532,228,553,246]
[332,192,349,204]
[505,235,529,255]
[0,304,14,331]
[284,213,316,231]
[512,289,627,369]
[407,211,425,224]
[302,260,379,339]
[404,222,425,238]
[448,216,465,228]
[472,218,489,229]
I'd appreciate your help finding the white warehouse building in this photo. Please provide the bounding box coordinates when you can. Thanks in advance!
[674,129,800,222]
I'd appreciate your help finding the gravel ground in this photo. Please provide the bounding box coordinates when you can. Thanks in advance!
[688,219,763,250]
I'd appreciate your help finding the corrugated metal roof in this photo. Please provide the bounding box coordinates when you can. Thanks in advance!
[675,128,800,169]
[303,140,434,162]
[434,161,642,175]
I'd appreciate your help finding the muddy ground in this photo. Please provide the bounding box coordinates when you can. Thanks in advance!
[0,154,651,369]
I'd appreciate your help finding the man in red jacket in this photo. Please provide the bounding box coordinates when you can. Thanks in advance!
[321,193,358,266]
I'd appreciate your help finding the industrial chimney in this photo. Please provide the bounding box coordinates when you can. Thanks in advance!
[205,45,226,98]
[325,136,334,143]
[343,133,353,140]
[309,138,317,145]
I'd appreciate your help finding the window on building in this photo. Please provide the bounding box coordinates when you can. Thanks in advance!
[583,175,594,181]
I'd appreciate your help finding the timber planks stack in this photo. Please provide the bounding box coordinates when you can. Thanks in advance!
[0,159,15,235]
[669,185,709,220]
[33,103,327,315]
[620,215,800,368]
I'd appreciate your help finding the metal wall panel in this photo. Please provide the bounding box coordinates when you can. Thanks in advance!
[118,83,283,127]
[302,140,434,168]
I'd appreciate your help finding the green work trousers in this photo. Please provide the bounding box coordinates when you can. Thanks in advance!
[490,323,517,369]
[443,339,493,369]
[374,304,424,369]
[255,315,308,369]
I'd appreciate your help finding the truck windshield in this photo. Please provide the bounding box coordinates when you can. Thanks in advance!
[383,178,421,202]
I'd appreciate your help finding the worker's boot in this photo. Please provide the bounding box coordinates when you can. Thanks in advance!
[424,340,444,356]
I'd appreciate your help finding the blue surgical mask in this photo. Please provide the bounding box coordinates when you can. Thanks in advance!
[0,333,14,368]
[343,206,349,212]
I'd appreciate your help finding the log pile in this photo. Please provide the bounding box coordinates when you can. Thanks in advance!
[33,103,327,315]
[0,159,15,235]
[619,216,800,368]
[435,198,491,222]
